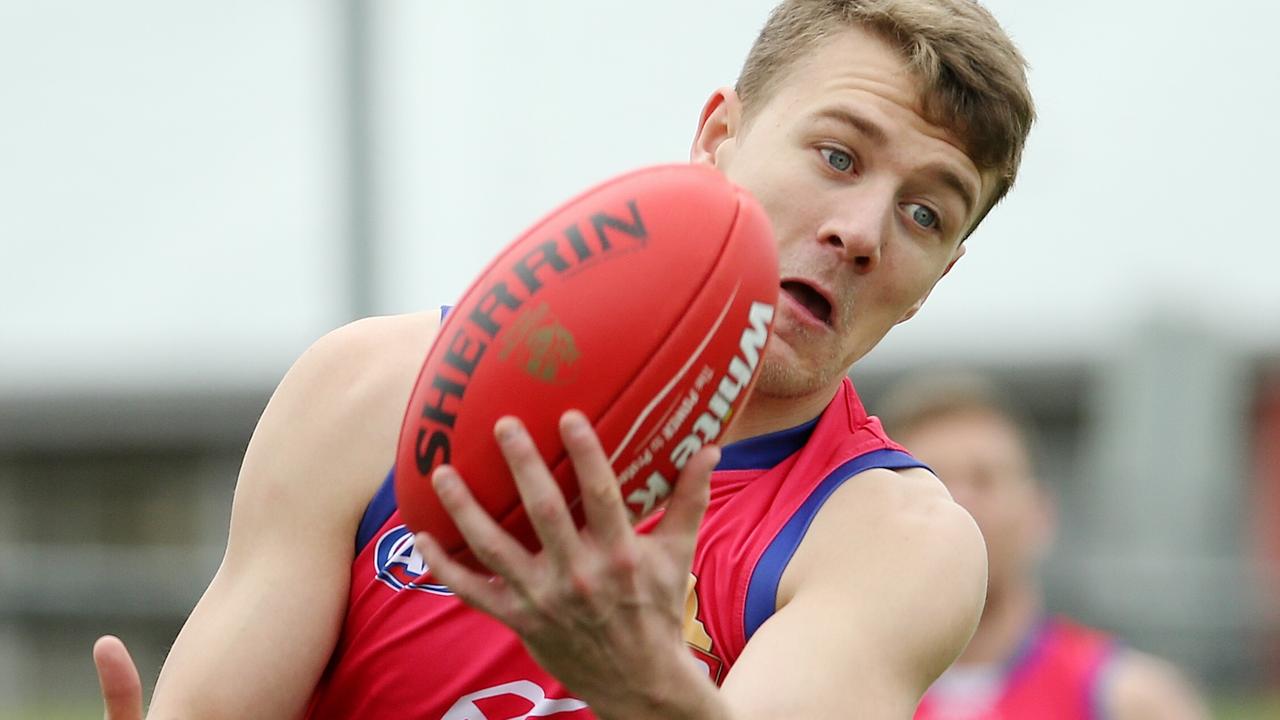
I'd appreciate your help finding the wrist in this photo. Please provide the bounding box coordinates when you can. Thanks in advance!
[594,650,731,720]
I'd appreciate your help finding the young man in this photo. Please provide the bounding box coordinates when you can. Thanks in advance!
[94,2,1035,718]
[880,375,1210,720]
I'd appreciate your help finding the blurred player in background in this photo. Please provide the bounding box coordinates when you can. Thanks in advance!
[880,374,1210,720]
[93,2,1036,718]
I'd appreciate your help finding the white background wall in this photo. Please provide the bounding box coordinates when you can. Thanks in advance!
[0,0,345,395]
[3,0,1279,395]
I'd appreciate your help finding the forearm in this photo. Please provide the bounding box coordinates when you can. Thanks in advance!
[587,650,735,720]
[146,555,347,719]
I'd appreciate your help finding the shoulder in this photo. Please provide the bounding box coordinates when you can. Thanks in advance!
[229,312,440,537]
[1103,649,1210,720]
[780,466,987,684]
[786,466,985,587]
[286,312,439,394]
[254,312,438,464]
[271,311,438,430]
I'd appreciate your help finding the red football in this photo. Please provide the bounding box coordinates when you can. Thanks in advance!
[395,163,779,570]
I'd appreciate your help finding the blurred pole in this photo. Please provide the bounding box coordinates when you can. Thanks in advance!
[1252,373,1280,686]
[1078,313,1253,683]
[0,471,19,708]
[343,0,375,320]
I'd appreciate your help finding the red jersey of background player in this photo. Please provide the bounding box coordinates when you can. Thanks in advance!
[914,616,1118,720]
[304,377,925,719]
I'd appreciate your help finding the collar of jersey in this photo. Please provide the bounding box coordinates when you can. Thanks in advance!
[716,415,821,471]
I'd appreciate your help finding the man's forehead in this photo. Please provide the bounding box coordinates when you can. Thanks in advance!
[776,30,990,162]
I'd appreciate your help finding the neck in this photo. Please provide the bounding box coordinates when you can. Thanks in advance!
[722,380,840,445]
[954,579,1042,667]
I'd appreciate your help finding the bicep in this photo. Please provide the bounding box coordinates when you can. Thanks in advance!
[148,319,420,718]
[148,527,354,720]
[719,588,919,720]
[148,430,364,719]
[719,471,987,720]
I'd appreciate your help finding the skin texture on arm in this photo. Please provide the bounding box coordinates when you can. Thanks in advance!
[1105,650,1212,720]
[717,466,988,720]
[132,313,437,719]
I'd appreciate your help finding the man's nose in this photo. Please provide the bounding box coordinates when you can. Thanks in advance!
[816,189,892,273]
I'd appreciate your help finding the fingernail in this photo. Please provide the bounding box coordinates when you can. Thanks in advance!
[707,445,722,467]
[494,416,521,443]
[562,410,589,437]
[432,466,458,493]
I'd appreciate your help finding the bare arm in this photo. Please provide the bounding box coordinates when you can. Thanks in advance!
[717,467,987,719]
[101,313,436,720]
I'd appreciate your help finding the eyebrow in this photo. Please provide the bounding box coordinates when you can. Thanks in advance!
[813,107,979,220]
[815,107,888,145]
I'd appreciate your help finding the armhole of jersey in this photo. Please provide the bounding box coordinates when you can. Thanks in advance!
[1002,616,1053,685]
[742,449,928,641]
[355,468,398,555]
[350,303,449,556]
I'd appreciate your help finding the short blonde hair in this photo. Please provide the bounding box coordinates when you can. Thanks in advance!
[737,0,1035,227]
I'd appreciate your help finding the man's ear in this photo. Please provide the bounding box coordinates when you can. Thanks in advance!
[690,87,742,167]
[941,243,966,279]
[896,244,966,324]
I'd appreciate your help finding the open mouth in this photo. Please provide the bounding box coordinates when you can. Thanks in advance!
[781,280,833,326]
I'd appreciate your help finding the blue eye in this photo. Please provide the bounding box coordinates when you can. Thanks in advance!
[820,147,854,173]
[905,202,940,230]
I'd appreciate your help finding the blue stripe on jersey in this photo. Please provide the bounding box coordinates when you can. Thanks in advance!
[356,468,399,555]
[743,449,929,641]
[717,416,820,471]
[1002,616,1053,683]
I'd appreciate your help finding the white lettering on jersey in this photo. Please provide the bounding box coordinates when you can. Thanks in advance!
[441,680,588,720]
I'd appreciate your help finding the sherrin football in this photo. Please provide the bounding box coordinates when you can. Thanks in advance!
[395,163,779,570]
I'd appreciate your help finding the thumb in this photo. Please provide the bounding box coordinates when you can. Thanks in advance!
[94,635,143,720]
[653,445,719,543]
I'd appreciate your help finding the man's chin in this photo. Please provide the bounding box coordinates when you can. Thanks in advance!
[753,353,839,400]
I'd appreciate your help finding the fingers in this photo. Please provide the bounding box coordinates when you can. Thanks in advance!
[560,410,631,545]
[494,416,581,560]
[433,465,531,578]
[654,445,719,541]
[93,635,143,720]
[414,531,516,620]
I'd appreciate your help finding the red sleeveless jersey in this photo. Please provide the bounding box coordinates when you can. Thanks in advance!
[914,617,1118,720]
[305,378,924,719]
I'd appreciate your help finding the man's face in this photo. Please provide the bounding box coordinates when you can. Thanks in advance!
[897,409,1052,593]
[692,28,988,398]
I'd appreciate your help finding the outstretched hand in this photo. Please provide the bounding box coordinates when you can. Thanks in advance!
[93,635,143,720]
[415,410,722,718]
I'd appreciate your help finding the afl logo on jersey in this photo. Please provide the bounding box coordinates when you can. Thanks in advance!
[373,524,453,595]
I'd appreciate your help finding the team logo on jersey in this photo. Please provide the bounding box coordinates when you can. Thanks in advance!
[441,680,588,720]
[373,524,453,595]
[683,572,724,682]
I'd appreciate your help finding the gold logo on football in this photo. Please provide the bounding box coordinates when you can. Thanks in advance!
[499,302,580,384]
